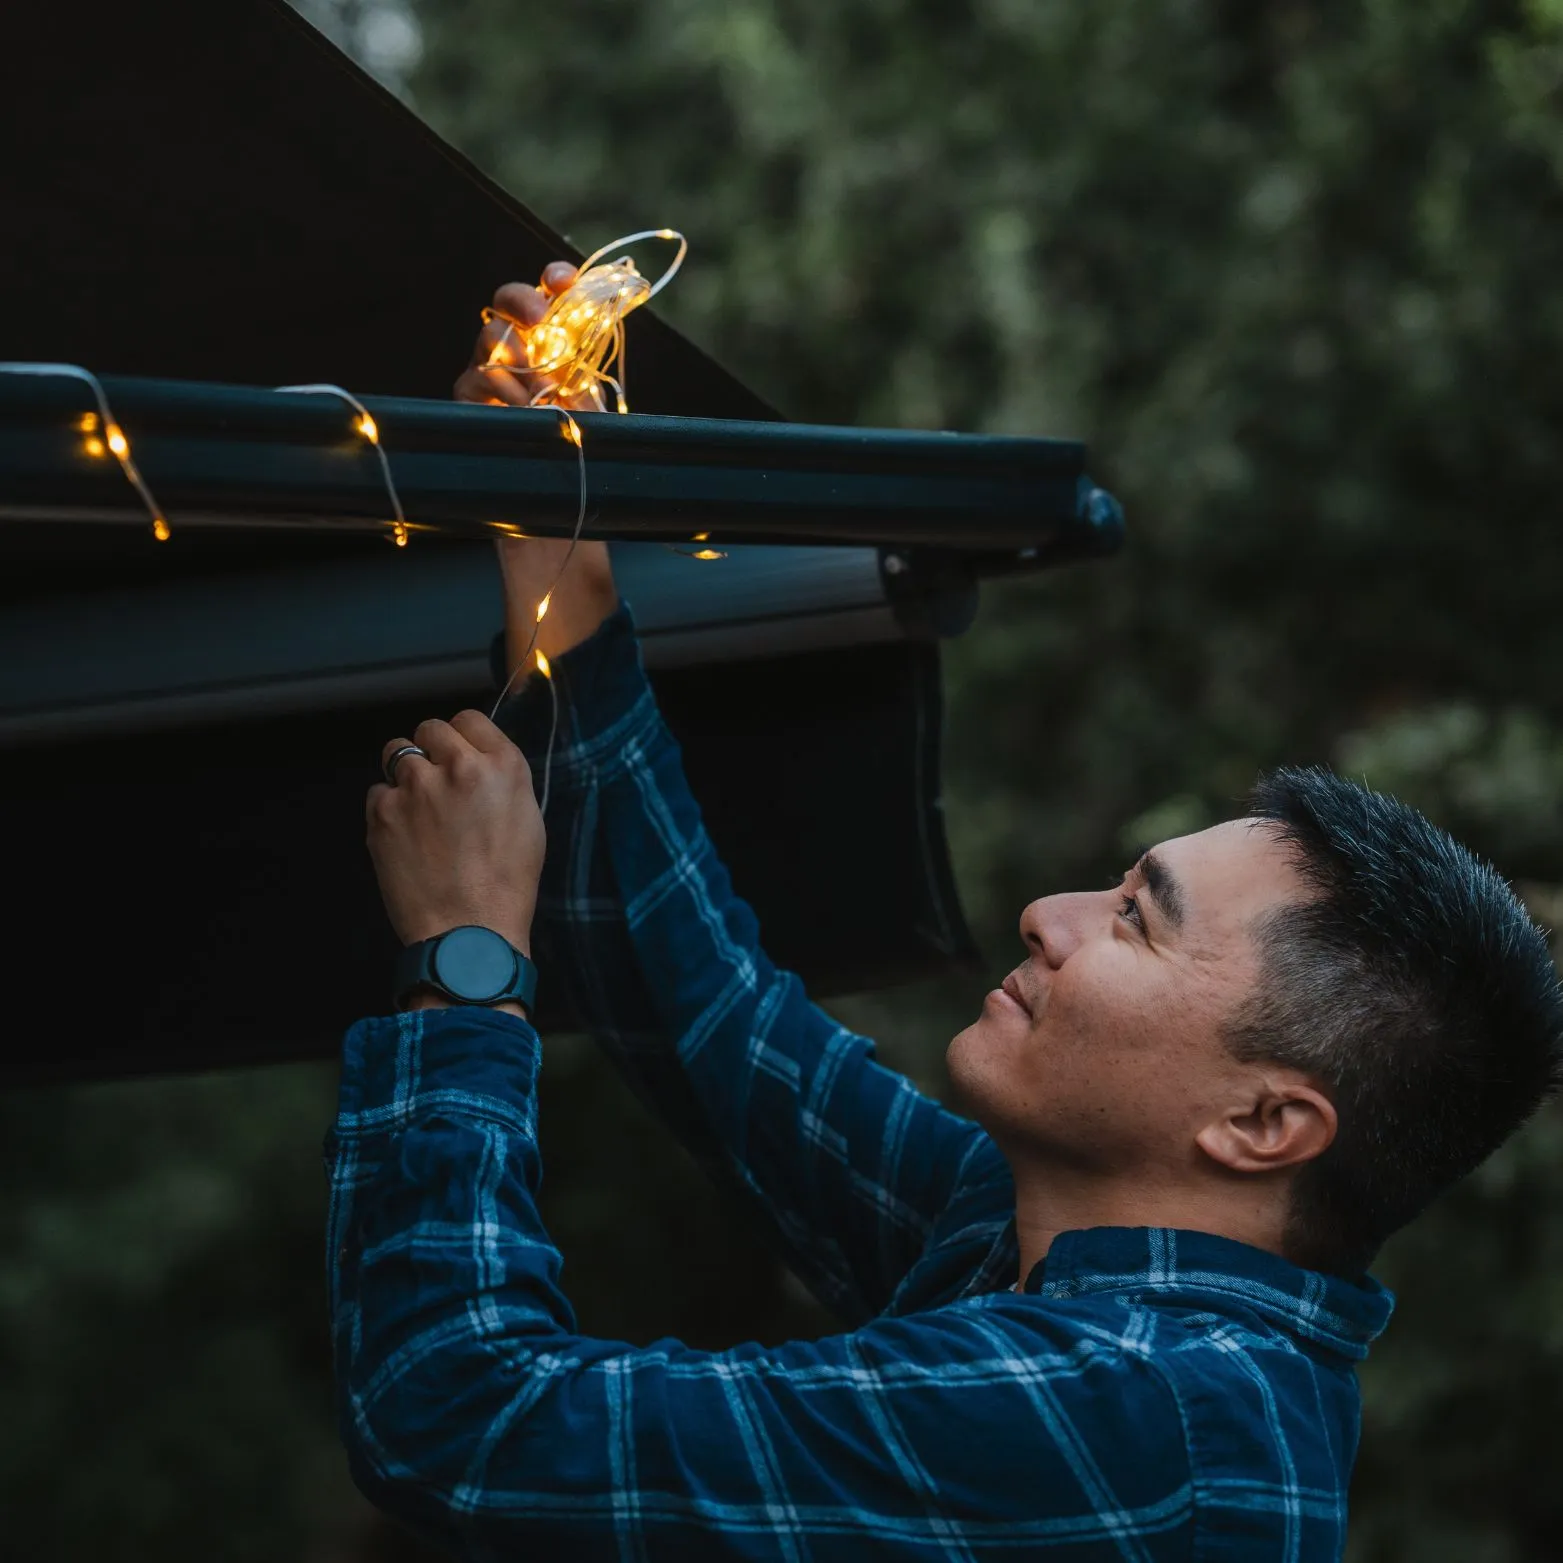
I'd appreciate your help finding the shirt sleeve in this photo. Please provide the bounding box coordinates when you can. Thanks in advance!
[326,1007,1190,1562]
[491,603,999,1325]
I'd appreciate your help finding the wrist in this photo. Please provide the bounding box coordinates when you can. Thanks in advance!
[394,925,537,1018]
[404,990,530,1022]
[496,538,618,670]
[401,922,531,961]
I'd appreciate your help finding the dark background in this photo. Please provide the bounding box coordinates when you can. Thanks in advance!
[4,1,1562,1557]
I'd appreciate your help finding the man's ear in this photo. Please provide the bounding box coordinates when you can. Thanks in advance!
[1195,1075,1337,1174]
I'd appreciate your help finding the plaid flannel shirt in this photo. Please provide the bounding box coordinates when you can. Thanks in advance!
[327,603,1394,1560]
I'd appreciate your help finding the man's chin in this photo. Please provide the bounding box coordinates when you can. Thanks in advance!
[943,1018,1002,1118]
[943,1042,980,1120]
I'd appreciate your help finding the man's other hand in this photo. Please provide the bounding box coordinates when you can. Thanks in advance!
[456,266,620,678]
[367,710,544,958]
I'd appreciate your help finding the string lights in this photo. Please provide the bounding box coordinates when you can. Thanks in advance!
[481,229,687,414]
[0,230,723,573]
[275,383,410,548]
[0,362,171,541]
[479,229,727,813]
[486,404,588,702]
[488,405,585,817]
[3,228,726,813]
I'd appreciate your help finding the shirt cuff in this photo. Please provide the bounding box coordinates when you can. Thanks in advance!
[332,1006,541,1145]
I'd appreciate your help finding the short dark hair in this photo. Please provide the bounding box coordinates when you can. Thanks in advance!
[1224,765,1563,1276]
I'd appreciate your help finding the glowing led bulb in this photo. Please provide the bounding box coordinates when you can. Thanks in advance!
[392,523,408,548]
[356,413,379,444]
[535,649,552,679]
[536,591,552,622]
[8,367,169,546]
[531,325,569,366]
[683,531,725,560]
[560,414,583,448]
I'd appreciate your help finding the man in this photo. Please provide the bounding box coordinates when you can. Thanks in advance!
[327,269,1563,1560]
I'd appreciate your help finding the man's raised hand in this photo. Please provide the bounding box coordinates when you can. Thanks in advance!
[366,709,544,958]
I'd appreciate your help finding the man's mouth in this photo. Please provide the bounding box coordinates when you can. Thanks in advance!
[1000,974,1032,1017]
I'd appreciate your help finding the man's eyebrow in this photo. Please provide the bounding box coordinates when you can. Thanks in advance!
[1135,850,1186,930]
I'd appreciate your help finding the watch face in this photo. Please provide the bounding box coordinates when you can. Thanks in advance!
[430,926,517,1002]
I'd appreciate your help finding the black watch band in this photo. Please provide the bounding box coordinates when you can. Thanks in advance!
[393,925,538,1015]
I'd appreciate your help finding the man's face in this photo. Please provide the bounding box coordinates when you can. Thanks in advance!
[947,819,1310,1178]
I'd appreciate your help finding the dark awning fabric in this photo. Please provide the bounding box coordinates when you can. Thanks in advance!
[0,0,777,601]
[0,0,774,417]
[0,0,979,1087]
[1,637,971,1089]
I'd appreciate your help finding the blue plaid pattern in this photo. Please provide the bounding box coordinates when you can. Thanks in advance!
[327,604,1394,1560]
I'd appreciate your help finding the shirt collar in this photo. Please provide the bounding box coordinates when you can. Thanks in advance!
[1023,1226,1394,1362]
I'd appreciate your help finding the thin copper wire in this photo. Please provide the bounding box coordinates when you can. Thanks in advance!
[0,361,171,539]
[275,382,410,547]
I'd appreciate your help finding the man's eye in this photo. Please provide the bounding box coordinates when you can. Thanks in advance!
[1118,894,1143,928]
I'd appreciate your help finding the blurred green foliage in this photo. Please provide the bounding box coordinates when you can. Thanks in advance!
[6,0,1562,1555]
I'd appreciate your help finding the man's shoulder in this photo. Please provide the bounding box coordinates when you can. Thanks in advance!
[904,1227,1372,1537]
[1140,1306,1360,1552]
[1143,1292,1365,1431]
[800,1289,1194,1537]
[962,1289,1358,1552]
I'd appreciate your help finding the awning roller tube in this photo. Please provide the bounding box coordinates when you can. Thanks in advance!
[0,371,1126,561]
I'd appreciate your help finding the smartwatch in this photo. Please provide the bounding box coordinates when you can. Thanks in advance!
[393,925,537,1015]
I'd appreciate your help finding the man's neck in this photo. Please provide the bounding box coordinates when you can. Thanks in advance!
[1006,1162,1290,1291]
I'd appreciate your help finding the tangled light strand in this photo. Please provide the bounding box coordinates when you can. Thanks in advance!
[4,232,715,814]
[0,362,171,540]
[481,229,688,414]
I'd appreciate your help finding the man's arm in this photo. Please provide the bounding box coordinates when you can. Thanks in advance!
[463,273,1012,1323]
[499,601,1006,1322]
[327,1005,1189,1561]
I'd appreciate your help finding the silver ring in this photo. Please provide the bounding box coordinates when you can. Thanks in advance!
[383,743,428,785]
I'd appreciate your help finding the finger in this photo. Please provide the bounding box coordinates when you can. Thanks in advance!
[472,316,566,406]
[448,707,526,759]
[379,736,434,784]
[454,367,503,406]
[411,716,475,766]
[489,281,550,331]
[540,261,579,297]
[453,373,500,405]
[473,314,534,375]
[456,362,534,408]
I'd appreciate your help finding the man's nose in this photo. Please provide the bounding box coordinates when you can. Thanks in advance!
[1019,891,1107,969]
